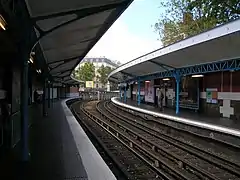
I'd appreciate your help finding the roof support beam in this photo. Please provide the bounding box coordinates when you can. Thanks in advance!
[43,38,94,52]
[52,69,72,76]
[32,1,128,22]
[49,58,78,71]
[48,55,81,65]
[32,1,129,39]
[49,62,65,71]
[30,0,130,59]
[121,71,135,77]
[110,76,118,80]
[149,60,175,70]
[29,0,132,87]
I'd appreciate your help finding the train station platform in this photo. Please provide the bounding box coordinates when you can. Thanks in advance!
[0,99,116,180]
[112,98,240,136]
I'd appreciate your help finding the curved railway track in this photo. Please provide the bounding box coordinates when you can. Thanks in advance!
[71,101,161,180]
[109,101,240,161]
[103,101,240,180]
[71,100,240,180]
[107,101,240,165]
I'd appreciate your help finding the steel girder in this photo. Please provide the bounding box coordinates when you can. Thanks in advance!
[124,58,240,83]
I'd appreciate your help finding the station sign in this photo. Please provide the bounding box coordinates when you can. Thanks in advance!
[86,81,94,88]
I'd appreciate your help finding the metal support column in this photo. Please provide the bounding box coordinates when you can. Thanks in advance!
[175,71,181,114]
[137,80,141,106]
[20,52,29,162]
[65,86,67,98]
[124,85,127,102]
[51,83,54,106]
[197,79,200,111]
[48,82,50,108]
[42,79,47,116]
[120,87,122,101]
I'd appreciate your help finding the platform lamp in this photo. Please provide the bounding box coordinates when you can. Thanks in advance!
[28,52,35,64]
[163,78,170,81]
[191,74,204,78]
[0,14,7,30]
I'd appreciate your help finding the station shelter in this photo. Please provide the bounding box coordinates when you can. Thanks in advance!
[109,19,240,120]
[0,2,132,178]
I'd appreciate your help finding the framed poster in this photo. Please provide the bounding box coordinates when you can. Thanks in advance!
[144,80,154,103]
[206,88,218,104]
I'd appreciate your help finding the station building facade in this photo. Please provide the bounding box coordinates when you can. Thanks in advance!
[76,57,120,89]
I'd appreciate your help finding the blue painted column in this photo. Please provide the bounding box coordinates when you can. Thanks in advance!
[137,80,141,106]
[120,87,122,101]
[197,79,200,111]
[124,85,127,102]
[175,72,181,114]
[20,52,29,162]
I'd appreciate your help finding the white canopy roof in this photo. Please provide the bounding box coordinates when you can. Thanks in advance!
[108,19,240,82]
[25,0,132,84]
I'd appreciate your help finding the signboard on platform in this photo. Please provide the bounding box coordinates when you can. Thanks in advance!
[145,80,154,103]
[206,88,218,104]
[85,81,94,88]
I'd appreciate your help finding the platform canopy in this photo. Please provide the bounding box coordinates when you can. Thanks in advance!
[25,0,132,84]
[108,19,240,83]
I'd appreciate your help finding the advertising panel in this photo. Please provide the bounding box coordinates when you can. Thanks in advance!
[145,80,154,103]
[206,88,218,104]
[86,81,94,88]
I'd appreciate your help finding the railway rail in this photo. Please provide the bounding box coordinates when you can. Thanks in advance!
[70,101,161,180]
[71,100,240,180]
[109,101,240,161]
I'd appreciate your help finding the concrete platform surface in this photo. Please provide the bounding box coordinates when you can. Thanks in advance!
[0,99,116,180]
[112,98,240,137]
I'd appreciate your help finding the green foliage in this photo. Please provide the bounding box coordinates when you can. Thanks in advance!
[154,0,239,46]
[76,62,95,82]
[187,0,240,23]
[97,65,113,86]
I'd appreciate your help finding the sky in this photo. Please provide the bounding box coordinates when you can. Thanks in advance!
[87,0,164,64]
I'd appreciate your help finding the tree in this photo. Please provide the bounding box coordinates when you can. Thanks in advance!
[97,65,113,87]
[154,0,239,46]
[77,62,95,82]
[187,0,240,24]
